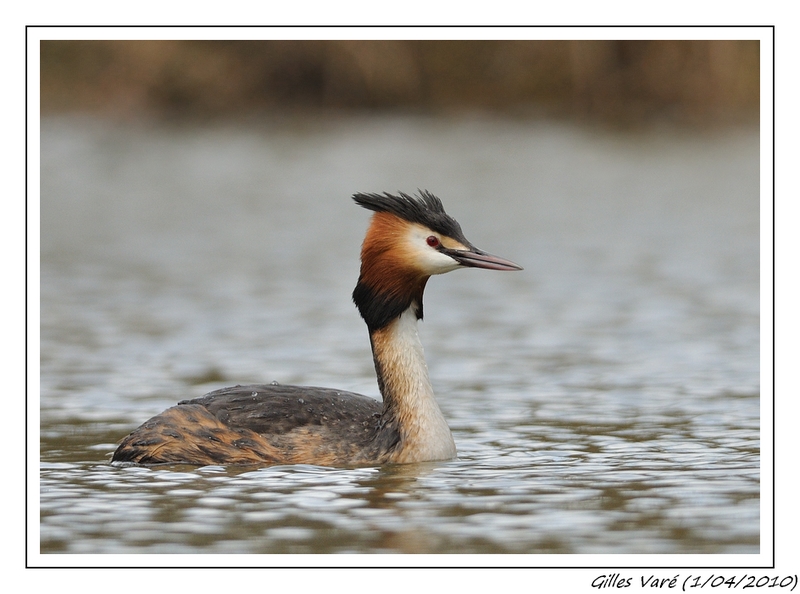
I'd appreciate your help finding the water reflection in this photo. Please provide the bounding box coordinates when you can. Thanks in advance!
[43,395,758,555]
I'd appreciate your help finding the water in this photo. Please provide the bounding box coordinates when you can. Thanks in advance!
[37,115,760,557]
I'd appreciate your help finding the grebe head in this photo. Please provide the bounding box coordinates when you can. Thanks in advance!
[352,191,522,331]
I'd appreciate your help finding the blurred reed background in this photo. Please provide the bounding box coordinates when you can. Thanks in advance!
[39,39,759,125]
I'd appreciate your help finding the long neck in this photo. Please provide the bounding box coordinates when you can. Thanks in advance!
[369,305,456,462]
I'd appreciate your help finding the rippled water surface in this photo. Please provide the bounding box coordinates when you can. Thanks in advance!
[38,115,760,557]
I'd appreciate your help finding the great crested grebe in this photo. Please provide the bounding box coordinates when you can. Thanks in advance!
[112,191,522,467]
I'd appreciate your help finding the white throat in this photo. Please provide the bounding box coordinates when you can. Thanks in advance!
[376,307,456,462]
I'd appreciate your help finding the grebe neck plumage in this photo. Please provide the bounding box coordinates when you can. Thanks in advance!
[368,305,455,462]
[112,191,521,467]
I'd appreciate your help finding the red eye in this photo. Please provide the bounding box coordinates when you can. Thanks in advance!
[426,236,440,247]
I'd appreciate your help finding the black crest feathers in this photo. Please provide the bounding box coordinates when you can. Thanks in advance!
[352,191,470,246]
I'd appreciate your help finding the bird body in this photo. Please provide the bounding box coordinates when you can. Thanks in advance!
[112,191,521,467]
